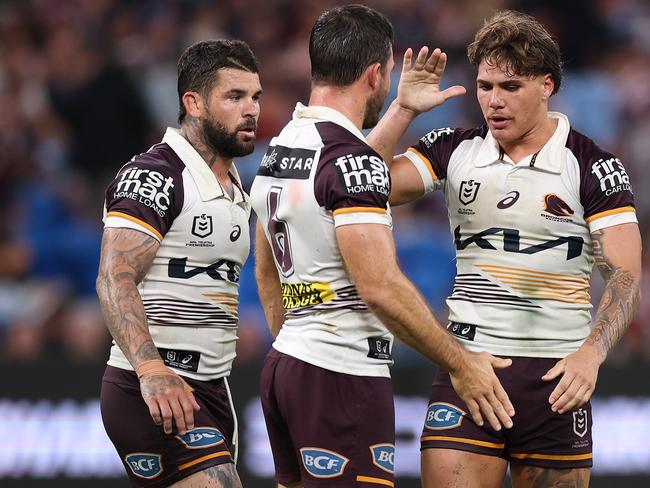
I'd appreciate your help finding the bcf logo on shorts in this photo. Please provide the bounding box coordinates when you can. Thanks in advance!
[124,453,162,479]
[300,447,349,478]
[176,427,225,449]
[425,402,465,430]
[370,443,395,473]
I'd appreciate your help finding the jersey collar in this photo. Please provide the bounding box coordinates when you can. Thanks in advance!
[474,112,570,173]
[292,102,367,142]
[162,127,244,202]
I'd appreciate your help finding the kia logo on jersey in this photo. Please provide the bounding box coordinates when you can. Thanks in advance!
[459,180,480,205]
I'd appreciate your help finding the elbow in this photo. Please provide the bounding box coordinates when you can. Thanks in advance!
[95,272,107,303]
[356,279,393,312]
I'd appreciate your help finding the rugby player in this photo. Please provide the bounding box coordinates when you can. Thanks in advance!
[96,40,261,487]
[251,5,515,487]
[369,10,641,488]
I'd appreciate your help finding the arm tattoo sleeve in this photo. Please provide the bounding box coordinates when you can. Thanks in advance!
[585,229,641,358]
[96,228,161,367]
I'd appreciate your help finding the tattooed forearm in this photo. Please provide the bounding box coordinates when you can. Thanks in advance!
[96,228,161,367]
[585,229,641,359]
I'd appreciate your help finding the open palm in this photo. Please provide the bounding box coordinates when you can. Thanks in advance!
[397,46,466,114]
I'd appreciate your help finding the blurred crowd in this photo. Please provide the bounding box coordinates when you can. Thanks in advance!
[0,0,649,367]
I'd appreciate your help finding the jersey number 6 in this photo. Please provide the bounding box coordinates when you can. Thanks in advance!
[267,187,294,277]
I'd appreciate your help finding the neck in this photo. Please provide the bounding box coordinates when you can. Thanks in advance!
[308,83,366,130]
[180,118,233,178]
[501,114,558,163]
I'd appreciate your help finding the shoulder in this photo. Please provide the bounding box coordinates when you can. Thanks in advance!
[124,143,186,174]
[418,126,488,151]
[565,128,614,169]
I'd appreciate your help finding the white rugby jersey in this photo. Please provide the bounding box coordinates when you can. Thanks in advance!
[103,128,251,380]
[250,103,394,377]
[404,112,637,358]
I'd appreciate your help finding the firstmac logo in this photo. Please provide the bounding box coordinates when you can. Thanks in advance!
[334,153,389,196]
[114,166,175,217]
[591,157,631,196]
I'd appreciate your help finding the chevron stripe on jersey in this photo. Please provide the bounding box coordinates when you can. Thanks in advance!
[143,299,238,327]
[449,274,540,309]
[475,265,591,304]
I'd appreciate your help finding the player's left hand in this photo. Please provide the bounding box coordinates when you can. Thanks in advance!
[396,46,466,115]
[542,344,603,414]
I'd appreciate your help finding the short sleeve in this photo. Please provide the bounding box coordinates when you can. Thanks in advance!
[580,154,636,232]
[103,152,184,241]
[314,148,391,228]
[405,127,486,193]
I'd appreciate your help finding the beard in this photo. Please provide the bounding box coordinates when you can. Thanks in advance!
[201,115,256,158]
[362,85,389,129]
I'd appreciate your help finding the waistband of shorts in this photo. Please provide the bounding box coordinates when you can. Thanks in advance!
[103,364,225,387]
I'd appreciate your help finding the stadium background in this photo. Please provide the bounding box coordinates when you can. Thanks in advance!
[0,0,648,486]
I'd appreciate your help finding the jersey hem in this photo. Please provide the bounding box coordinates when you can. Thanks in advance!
[271,343,391,378]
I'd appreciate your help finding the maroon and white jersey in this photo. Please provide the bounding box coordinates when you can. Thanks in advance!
[404,112,637,358]
[103,128,251,380]
[250,103,393,377]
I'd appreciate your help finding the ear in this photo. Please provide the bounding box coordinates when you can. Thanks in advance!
[364,62,383,91]
[542,74,555,100]
[182,91,205,119]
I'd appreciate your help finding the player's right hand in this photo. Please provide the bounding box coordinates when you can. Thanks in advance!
[449,352,514,431]
[137,363,201,435]
[396,46,466,116]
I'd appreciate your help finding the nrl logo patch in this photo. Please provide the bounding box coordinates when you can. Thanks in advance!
[459,180,481,206]
[192,214,213,238]
[573,408,588,438]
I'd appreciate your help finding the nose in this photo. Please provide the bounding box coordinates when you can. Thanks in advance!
[244,97,260,118]
[489,88,504,108]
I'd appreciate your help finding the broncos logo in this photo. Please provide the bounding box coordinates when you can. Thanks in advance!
[543,194,574,217]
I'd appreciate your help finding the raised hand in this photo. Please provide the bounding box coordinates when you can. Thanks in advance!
[396,46,466,115]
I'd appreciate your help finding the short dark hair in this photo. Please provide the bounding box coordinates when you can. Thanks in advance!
[309,4,394,87]
[467,10,562,95]
[177,39,259,123]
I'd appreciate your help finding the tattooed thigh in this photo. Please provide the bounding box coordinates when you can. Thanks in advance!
[171,462,242,488]
[511,465,590,488]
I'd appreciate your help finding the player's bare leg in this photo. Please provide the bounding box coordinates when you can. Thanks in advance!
[511,465,590,488]
[421,449,507,488]
[171,463,243,488]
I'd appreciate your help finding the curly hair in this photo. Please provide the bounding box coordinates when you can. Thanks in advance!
[467,10,562,95]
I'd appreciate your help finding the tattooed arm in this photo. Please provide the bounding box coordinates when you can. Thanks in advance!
[543,222,642,414]
[96,228,200,434]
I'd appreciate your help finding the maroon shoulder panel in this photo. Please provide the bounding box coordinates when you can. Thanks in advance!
[104,143,186,238]
[566,129,635,221]
[410,126,487,179]
[313,122,389,212]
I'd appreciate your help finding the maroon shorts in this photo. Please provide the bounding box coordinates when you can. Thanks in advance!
[420,357,593,469]
[261,349,396,487]
[100,365,235,487]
